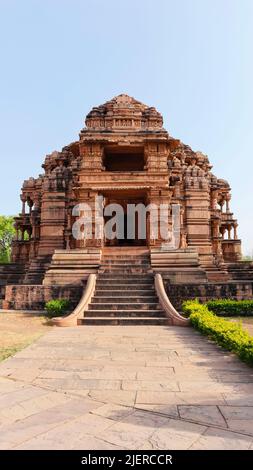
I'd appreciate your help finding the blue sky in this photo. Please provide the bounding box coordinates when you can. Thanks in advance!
[0,0,252,254]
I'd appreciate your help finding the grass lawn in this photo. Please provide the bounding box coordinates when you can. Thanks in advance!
[0,311,52,362]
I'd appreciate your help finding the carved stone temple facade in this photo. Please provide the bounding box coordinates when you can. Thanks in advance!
[1,95,252,319]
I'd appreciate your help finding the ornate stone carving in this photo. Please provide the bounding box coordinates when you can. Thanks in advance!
[84,94,164,131]
[10,94,242,281]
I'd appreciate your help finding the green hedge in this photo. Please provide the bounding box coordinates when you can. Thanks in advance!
[45,299,70,318]
[182,300,253,366]
[206,299,253,316]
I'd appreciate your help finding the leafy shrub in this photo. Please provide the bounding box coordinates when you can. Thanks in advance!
[206,299,253,316]
[182,299,209,317]
[182,300,253,366]
[45,299,70,318]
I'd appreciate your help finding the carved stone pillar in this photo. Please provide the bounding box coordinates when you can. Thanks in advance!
[27,199,33,214]
[220,226,226,239]
[233,222,238,240]
[212,219,220,238]
[20,196,26,215]
[14,223,19,241]
[225,194,231,213]
[227,224,232,240]
[211,190,218,210]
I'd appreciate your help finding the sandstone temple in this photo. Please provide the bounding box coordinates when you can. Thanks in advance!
[1,94,252,325]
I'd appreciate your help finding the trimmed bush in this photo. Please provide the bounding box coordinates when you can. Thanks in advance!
[182,300,210,317]
[45,299,70,318]
[206,299,253,316]
[182,300,253,366]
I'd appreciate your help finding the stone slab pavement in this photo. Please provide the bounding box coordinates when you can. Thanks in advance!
[0,325,253,450]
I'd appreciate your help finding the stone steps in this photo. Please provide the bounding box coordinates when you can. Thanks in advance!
[95,289,155,295]
[96,276,153,280]
[78,317,170,326]
[100,268,151,273]
[83,309,165,317]
[96,274,153,279]
[228,272,253,280]
[226,262,253,281]
[96,279,153,285]
[23,273,47,285]
[88,302,161,310]
[92,296,157,302]
[0,263,26,286]
[23,256,52,285]
[102,256,150,266]
[102,247,149,255]
[150,248,209,283]
[206,270,230,282]
[43,249,101,286]
[95,284,153,289]
[79,250,168,326]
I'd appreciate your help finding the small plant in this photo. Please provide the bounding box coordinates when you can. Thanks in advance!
[182,300,253,366]
[45,299,70,318]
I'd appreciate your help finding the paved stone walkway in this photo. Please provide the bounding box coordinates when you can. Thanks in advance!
[0,325,253,450]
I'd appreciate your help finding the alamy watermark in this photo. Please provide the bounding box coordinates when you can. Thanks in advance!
[72,196,180,250]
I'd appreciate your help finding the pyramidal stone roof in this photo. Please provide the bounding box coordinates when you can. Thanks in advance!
[84,94,164,131]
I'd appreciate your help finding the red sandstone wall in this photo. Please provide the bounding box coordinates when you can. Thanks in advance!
[165,281,253,310]
[3,284,84,311]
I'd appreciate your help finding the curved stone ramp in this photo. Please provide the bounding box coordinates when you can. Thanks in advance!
[51,274,96,327]
[154,273,190,326]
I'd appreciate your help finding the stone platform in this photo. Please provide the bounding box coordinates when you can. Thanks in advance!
[0,326,253,449]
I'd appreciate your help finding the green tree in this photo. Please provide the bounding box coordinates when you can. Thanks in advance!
[0,216,15,263]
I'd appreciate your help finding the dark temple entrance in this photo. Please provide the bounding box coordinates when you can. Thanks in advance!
[103,191,148,247]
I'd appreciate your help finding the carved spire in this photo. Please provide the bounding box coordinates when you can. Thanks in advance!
[84,94,164,131]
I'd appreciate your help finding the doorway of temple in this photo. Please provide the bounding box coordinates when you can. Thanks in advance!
[103,190,148,247]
